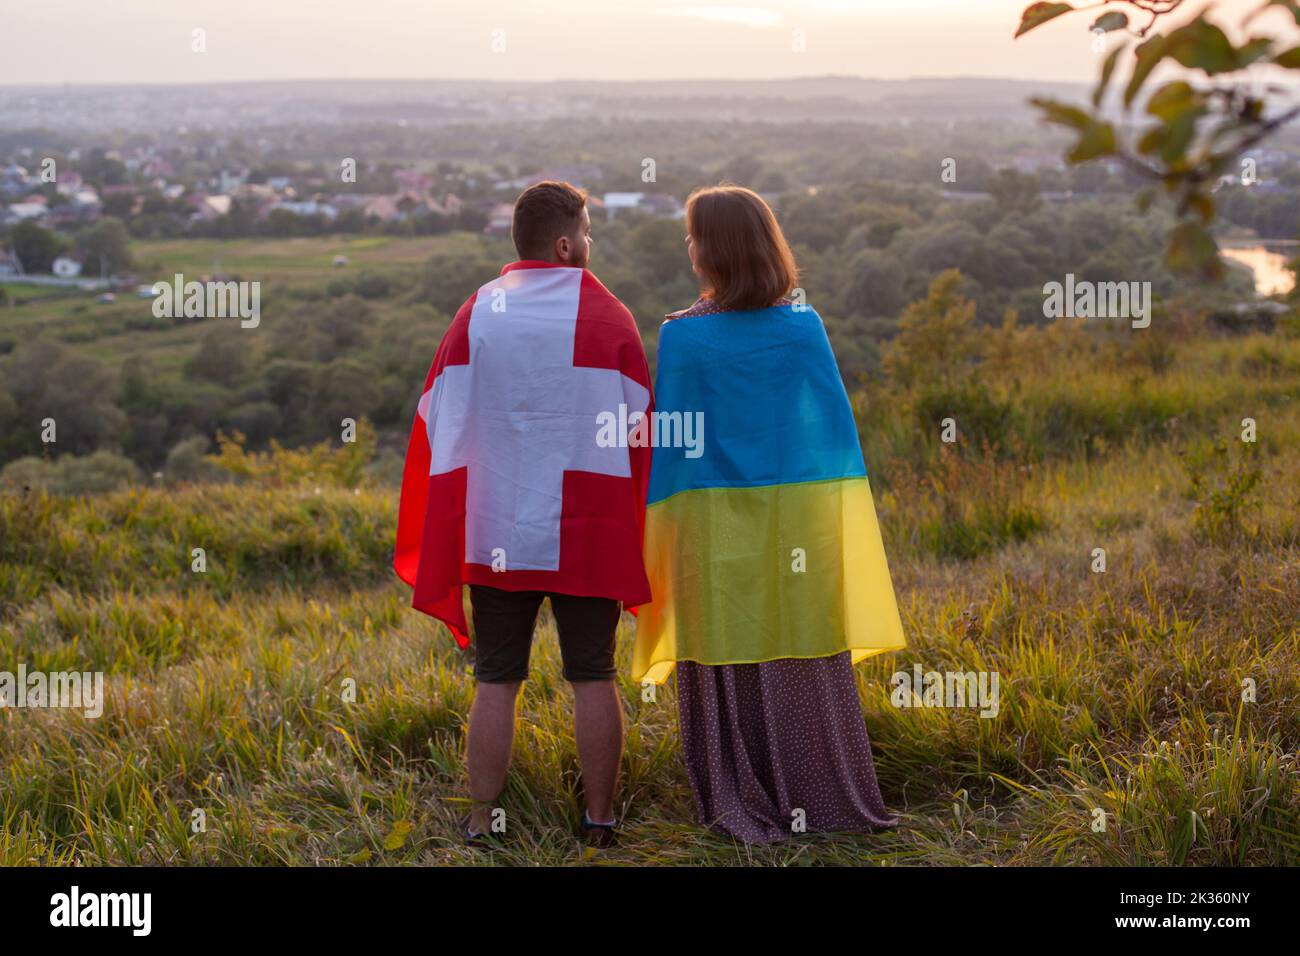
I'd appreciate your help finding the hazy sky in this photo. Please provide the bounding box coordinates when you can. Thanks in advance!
[0,0,1290,86]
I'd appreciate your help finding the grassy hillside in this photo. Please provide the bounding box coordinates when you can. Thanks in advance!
[2,323,1297,865]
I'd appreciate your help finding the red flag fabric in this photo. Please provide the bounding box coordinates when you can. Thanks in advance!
[394,260,653,645]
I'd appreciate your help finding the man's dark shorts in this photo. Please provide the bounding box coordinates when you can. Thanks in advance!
[469,585,621,683]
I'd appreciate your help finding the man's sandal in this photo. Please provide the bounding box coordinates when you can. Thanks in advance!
[464,828,503,848]
[578,812,618,849]
[463,810,504,849]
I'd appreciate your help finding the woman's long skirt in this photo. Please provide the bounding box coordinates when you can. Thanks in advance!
[676,651,898,844]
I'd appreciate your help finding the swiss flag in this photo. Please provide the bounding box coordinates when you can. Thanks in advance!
[394,261,653,645]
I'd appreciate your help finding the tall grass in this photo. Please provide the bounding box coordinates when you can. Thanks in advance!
[1,323,1297,865]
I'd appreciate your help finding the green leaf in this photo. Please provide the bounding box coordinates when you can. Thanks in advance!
[1235,38,1276,68]
[1092,11,1129,32]
[1069,120,1117,162]
[1030,96,1092,129]
[1125,35,1169,107]
[1016,2,1074,38]
[1094,45,1126,107]
[1160,111,1200,165]
[1276,46,1300,67]
[1188,193,1215,223]
[1164,20,1238,74]
[1167,220,1223,281]
[383,819,413,851]
[1137,126,1166,156]
[1145,81,1199,120]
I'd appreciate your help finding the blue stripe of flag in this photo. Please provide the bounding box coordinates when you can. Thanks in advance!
[647,304,866,505]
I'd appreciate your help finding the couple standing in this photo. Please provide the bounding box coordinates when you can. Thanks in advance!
[394,180,906,848]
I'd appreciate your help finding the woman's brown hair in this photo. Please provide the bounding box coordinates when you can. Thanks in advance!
[685,184,798,312]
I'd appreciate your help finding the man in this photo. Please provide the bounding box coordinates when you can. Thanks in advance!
[394,181,652,848]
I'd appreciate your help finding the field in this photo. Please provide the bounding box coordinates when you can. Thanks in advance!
[2,284,1298,865]
[0,236,451,376]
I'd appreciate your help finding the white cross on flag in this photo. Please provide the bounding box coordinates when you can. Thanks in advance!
[395,262,654,645]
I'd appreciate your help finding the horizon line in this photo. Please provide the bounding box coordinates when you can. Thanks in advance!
[0,73,1091,92]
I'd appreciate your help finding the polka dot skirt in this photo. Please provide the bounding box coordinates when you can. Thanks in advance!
[676,652,899,845]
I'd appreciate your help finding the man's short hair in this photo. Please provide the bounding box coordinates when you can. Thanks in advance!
[511,180,587,260]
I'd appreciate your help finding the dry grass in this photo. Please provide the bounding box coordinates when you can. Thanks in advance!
[1,326,1298,866]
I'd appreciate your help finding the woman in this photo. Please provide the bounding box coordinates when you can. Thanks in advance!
[633,184,907,844]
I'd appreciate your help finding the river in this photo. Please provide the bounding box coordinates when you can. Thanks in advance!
[1220,241,1298,296]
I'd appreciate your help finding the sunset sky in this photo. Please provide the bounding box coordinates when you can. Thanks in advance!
[0,0,1290,86]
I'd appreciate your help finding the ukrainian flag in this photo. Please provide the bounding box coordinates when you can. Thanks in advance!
[634,303,907,685]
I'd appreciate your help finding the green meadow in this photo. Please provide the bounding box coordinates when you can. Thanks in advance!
[1,247,1297,865]
[0,236,449,376]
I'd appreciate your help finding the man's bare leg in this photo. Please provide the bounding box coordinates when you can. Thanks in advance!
[466,680,522,835]
[572,679,623,823]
